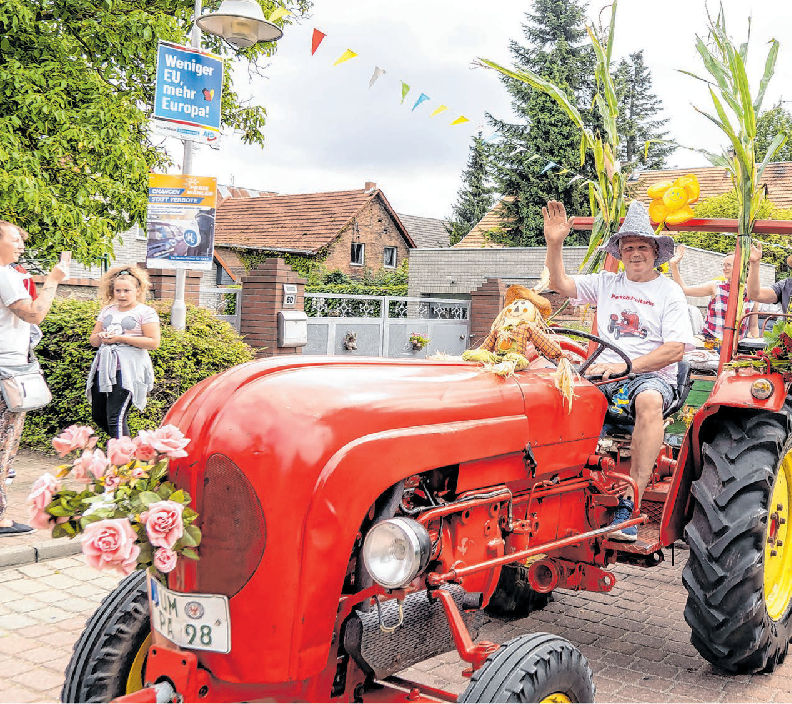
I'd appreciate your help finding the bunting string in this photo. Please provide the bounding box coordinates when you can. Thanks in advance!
[309,27,470,127]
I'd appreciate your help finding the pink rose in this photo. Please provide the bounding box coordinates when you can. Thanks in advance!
[140,501,184,549]
[72,449,107,483]
[133,432,159,462]
[81,519,141,576]
[146,425,190,459]
[103,472,122,491]
[153,547,178,573]
[28,505,54,530]
[52,425,97,457]
[28,473,61,511]
[106,437,136,466]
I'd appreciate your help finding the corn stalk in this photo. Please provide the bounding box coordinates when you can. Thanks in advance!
[684,9,788,351]
[477,1,624,272]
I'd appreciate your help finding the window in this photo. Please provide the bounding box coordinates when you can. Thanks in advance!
[351,242,365,266]
[383,247,397,268]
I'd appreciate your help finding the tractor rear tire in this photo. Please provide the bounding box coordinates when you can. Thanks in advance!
[458,633,595,703]
[486,563,552,617]
[61,571,151,703]
[682,408,792,673]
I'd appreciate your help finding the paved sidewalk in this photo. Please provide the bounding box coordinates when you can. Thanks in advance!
[1,548,791,703]
[0,450,81,567]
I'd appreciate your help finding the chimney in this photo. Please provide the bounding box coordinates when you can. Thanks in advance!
[364,181,377,192]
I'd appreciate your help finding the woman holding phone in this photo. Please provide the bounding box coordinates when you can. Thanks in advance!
[87,265,160,439]
[0,222,69,534]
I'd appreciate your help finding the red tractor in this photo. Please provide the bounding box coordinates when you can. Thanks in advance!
[62,219,792,703]
[607,310,649,339]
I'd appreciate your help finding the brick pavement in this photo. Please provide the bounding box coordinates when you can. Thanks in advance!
[0,548,791,702]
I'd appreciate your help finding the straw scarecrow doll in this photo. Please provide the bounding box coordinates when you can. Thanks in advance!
[463,270,578,406]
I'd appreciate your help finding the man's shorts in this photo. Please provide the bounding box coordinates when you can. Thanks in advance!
[599,373,676,420]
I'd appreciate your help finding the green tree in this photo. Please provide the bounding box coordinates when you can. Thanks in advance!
[446,132,495,245]
[613,50,675,171]
[675,190,792,274]
[0,0,309,267]
[486,0,595,247]
[755,102,792,162]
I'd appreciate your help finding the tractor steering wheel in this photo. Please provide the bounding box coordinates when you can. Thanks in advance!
[550,327,633,382]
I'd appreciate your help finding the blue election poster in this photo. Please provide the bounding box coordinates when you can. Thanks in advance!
[153,41,224,132]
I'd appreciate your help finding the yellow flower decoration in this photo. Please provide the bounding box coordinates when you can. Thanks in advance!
[647,174,700,226]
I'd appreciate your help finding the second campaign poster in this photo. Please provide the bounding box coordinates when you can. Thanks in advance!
[146,174,217,270]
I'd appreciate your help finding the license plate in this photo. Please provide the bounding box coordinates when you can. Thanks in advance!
[148,575,231,653]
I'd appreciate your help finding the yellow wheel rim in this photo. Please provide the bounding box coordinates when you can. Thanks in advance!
[540,695,572,703]
[125,633,151,694]
[765,451,792,621]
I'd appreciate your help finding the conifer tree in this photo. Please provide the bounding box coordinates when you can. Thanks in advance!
[613,50,674,171]
[755,102,792,162]
[486,0,595,247]
[446,133,495,246]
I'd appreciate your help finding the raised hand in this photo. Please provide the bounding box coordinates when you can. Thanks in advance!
[749,242,762,264]
[542,200,575,247]
[669,244,686,266]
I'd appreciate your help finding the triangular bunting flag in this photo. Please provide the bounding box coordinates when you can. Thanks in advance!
[526,154,540,162]
[411,93,430,111]
[333,49,358,66]
[566,174,585,187]
[400,82,411,104]
[268,7,290,23]
[509,146,526,156]
[450,116,470,126]
[429,105,449,118]
[311,29,326,55]
[540,161,558,175]
[369,67,386,88]
[558,167,570,175]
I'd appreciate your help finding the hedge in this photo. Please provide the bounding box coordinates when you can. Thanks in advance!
[23,299,254,452]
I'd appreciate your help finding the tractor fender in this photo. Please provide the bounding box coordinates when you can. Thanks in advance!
[291,414,530,681]
[660,368,787,545]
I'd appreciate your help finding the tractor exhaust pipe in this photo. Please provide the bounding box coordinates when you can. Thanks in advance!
[343,584,485,680]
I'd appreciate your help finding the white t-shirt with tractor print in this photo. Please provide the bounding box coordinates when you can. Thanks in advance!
[571,271,695,385]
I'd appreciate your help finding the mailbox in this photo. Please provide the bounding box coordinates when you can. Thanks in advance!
[277,310,308,347]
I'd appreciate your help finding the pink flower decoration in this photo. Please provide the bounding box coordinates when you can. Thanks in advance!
[103,472,122,492]
[140,501,184,549]
[133,432,159,462]
[130,467,147,480]
[154,547,178,573]
[106,437,136,467]
[146,425,190,459]
[28,504,53,530]
[83,449,109,480]
[52,425,96,457]
[81,519,140,576]
[28,473,60,511]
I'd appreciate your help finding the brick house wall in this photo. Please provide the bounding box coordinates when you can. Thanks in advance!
[322,197,411,278]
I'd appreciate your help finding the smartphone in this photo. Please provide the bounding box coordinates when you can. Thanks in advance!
[59,251,72,266]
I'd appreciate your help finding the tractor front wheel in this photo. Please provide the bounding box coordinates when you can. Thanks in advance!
[458,633,595,703]
[61,571,151,702]
[683,408,792,673]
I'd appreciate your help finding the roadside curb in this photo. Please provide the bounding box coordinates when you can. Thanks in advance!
[0,538,82,568]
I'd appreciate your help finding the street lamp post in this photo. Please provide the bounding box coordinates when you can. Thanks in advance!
[170,0,283,331]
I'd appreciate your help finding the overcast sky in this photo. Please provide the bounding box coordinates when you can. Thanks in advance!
[174,0,792,220]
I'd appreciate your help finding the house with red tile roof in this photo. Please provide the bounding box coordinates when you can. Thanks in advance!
[213,182,415,280]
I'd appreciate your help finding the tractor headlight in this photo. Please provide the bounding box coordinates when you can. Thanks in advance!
[362,518,431,589]
[751,378,774,400]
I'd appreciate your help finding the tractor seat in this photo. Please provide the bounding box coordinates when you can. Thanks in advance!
[602,360,692,434]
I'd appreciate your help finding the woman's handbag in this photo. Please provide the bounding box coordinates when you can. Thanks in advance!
[0,361,52,413]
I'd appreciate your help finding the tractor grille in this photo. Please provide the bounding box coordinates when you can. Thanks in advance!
[642,500,664,526]
[196,454,267,597]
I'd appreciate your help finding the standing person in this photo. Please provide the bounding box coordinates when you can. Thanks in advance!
[669,244,760,340]
[87,265,160,439]
[544,200,695,541]
[0,220,68,534]
[746,243,792,314]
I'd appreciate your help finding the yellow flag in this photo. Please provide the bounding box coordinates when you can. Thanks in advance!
[268,7,290,22]
[333,49,358,66]
[430,105,449,118]
[450,116,469,126]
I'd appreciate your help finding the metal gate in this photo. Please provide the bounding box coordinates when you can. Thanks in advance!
[304,293,470,358]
